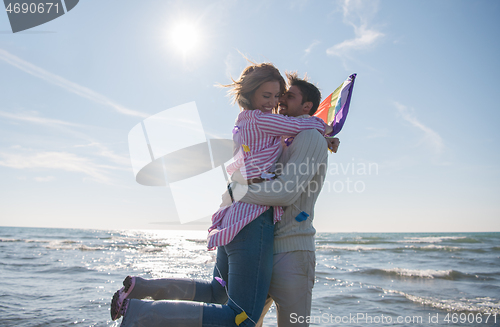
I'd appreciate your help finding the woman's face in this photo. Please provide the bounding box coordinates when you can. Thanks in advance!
[250,80,281,114]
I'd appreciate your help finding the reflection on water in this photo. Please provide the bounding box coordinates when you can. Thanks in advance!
[0,227,499,326]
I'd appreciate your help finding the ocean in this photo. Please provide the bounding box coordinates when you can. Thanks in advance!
[0,227,499,326]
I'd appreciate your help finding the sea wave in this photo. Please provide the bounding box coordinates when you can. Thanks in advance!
[317,245,384,251]
[77,245,107,251]
[317,243,495,254]
[386,289,500,314]
[0,238,19,242]
[40,238,177,252]
[398,236,478,244]
[0,238,50,244]
[317,244,463,252]
[1,227,498,327]
[360,267,475,280]
[405,244,463,252]
[384,268,458,279]
[316,239,395,245]
[37,265,93,274]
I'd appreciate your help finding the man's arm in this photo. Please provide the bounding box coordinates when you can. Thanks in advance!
[231,129,328,206]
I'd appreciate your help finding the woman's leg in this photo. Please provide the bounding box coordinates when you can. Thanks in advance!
[126,277,196,301]
[193,245,229,304]
[124,246,228,304]
[120,299,203,327]
[119,208,274,327]
[113,256,227,325]
[202,207,275,327]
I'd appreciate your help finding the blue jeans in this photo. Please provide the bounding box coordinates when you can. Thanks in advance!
[201,207,275,327]
[122,208,274,327]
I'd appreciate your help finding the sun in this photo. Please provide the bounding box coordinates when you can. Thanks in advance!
[170,22,200,55]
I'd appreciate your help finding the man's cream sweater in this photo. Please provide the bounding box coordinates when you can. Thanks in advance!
[232,127,328,254]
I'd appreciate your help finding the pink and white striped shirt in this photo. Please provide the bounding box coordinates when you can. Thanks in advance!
[207,110,326,250]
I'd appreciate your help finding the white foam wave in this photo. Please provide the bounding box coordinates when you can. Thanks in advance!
[317,245,383,251]
[0,238,50,243]
[44,240,108,251]
[404,244,461,251]
[386,289,500,314]
[399,236,467,243]
[383,268,452,279]
[0,238,18,242]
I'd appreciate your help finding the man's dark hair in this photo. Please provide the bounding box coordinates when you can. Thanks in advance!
[286,72,322,115]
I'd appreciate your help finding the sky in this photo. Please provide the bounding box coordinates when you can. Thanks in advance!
[0,0,499,233]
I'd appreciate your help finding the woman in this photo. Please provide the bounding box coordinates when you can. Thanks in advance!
[207,63,330,250]
[111,62,332,327]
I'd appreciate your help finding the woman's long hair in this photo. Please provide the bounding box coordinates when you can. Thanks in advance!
[222,61,286,111]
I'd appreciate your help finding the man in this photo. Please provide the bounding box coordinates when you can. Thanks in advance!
[230,72,339,326]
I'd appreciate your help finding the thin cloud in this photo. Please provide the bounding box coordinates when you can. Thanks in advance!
[342,0,379,22]
[327,26,383,57]
[34,176,55,182]
[0,110,85,128]
[0,48,148,118]
[365,126,388,139]
[304,40,321,56]
[74,142,131,167]
[2,111,133,169]
[327,0,384,58]
[0,150,114,183]
[289,0,311,11]
[394,102,444,154]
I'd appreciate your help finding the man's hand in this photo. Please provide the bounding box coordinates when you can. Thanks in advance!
[325,124,333,135]
[231,169,247,185]
[326,137,340,153]
[220,189,232,207]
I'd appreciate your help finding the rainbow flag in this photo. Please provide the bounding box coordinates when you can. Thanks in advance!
[314,73,356,136]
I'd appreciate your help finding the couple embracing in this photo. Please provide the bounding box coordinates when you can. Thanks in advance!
[111,62,340,327]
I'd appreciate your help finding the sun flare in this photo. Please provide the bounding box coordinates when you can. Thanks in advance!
[170,22,200,55]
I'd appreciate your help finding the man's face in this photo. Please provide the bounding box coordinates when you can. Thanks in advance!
[278,85,308,117]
